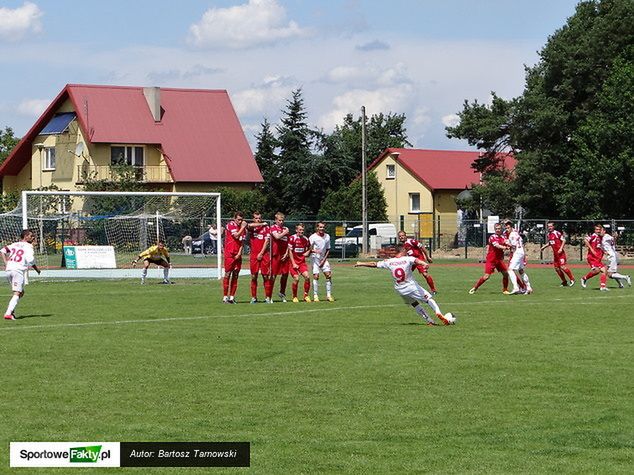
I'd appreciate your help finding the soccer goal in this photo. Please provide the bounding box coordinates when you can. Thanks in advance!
[0,190,223,279]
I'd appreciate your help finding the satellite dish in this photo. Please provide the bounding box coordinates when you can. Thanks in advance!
[75,143,84,157]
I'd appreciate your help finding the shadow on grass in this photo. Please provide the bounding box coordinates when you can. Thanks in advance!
[16,314,54,320]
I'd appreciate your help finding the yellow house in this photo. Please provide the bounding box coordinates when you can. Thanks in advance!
[0,84,263,196]
[369,148,513,248]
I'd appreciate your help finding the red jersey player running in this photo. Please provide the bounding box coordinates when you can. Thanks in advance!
[223,211,247,303]
[269,212,291,303]
[540,221,575,287]
[288,223,312,302]
[581,224,607,291]
[247,211,271,304]
[397,230,437,294]
[469,223,511,294]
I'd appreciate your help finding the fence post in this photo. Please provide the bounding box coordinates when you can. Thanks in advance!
[580,240,583,262]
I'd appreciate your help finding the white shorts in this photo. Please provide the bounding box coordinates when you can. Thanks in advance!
[396,281,432,305]
[509,252,526,271]
[6,270,26,293]
[606,255,618,273]
[312,258,331,275]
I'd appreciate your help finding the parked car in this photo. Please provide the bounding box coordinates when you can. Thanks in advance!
[334,223,397,249]
[191,232,216,255]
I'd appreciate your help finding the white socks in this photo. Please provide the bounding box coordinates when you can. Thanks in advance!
[325,279,332,296]
[5,295,19,316]
[313,279,319,296]
[413,304,434,324]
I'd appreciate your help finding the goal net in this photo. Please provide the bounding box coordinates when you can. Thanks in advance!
[0,191,222,279]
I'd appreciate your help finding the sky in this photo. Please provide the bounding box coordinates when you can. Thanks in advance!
[0,0,581,152]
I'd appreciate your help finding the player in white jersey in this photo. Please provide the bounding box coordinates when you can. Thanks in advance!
[309,221,334,302]
[504,221,533,294]
[1,229,41,320]
[355,246,455,326]
[598,227,631,288]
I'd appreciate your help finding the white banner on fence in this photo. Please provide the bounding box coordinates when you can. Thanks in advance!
[487,216,500,233]
[64,246,117,269]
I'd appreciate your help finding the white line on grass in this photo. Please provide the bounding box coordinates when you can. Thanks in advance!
[0,294,630,333]
[0,304,402,333]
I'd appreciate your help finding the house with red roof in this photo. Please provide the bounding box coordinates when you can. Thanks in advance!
[0,84,263,195]
[368,148,514,243]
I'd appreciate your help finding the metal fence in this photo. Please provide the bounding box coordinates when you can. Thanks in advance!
[217,215,634,261]
[454,219,634,261]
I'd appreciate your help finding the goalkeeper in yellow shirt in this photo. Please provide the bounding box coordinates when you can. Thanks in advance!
[132,241,172,284]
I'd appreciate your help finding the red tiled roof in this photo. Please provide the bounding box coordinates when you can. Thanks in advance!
[369,148,515,191]
[0,84,263,183]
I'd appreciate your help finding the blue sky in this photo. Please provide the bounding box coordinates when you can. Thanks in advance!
[0,0,581,151]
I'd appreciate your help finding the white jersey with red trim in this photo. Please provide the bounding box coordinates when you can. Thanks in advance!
[601,233,617,258]
[377,256,418,292]
[507,230,525,255]
[1,241,36,272]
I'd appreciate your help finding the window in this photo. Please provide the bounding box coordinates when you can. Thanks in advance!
[409,193,420,212]
[386,164,396,179]
[42,147,56,171]
[111,146,144,166]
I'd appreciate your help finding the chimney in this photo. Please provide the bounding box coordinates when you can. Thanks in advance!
[143,86,161,122]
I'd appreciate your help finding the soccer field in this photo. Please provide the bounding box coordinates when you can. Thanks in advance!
[1,264,632,473]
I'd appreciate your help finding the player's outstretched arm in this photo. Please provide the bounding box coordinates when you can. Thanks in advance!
[355,261,377,268]
[31,263,41,274]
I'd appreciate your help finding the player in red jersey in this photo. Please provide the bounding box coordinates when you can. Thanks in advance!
[540,221,575,286]
[269,212,290,302]
[247,211,271,304]
[288,223,312,302]
[222,211,247,303]
[397,231,437,293]
[581,224,608,290]
[469,222,511,294]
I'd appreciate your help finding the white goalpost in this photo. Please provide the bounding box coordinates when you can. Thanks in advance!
[9,190,223,280]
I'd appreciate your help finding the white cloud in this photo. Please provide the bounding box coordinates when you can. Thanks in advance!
[17,98,48,116]
[232,76,295,115]
[0,2,43,41]
[188,0,309,49]
[323,62,410,87]
[441,113,460,128]
[413,107,432,127]
[317,85,413,131]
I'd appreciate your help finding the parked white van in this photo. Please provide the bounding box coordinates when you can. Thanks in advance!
[334,223,397,250]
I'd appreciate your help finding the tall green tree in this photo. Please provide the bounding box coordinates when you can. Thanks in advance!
[317,112,409,221]
[275,88,318,216]
[253,118,282,214]
[317,173,388,221]
[447,0,633,218]
[0,126,20,166]
[323,112,411,187]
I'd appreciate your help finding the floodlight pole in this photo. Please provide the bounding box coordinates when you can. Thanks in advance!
[361,106,368,255]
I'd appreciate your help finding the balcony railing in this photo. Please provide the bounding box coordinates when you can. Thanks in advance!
[77,165,172,183]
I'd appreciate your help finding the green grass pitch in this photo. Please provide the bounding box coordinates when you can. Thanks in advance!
[0,264,632,473]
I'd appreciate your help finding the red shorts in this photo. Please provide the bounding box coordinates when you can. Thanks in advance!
[224,253,242,273]
[587,256,603,269]
[485,259,507,275]
[250,255,271,276]
[290,262,308,277]
[271,256,290,276]
[415,262,430,274]
[552,252,567,267]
